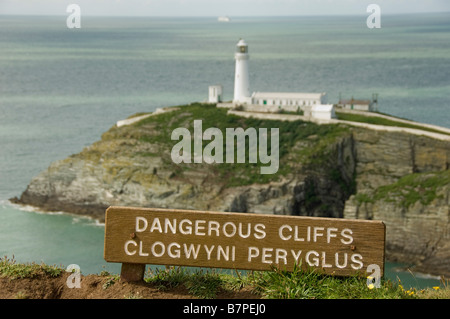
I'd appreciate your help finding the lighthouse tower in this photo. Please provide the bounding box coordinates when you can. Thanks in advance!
[233,39,250,105]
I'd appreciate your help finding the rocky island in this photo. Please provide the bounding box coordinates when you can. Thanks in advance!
[11,103,450,277]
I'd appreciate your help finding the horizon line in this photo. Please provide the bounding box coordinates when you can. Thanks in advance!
[1,11,450,18]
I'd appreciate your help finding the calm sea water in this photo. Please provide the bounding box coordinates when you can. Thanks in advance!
[1,13,449,289]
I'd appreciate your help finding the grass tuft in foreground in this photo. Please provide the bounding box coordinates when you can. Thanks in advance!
[143,265,449,299]
[0,256,64,279]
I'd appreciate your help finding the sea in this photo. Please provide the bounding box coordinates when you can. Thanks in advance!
[1,13,449,289]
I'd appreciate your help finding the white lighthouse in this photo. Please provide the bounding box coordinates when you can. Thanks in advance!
[233,39,251,105]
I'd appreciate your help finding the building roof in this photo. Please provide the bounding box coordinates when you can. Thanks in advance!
[251,92,325,100]
[312,104,334,112]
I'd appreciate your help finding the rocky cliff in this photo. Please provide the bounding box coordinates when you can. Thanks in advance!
[12,103,450,277]
[343,130,450,277]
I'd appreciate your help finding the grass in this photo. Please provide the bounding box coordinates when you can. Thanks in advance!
[375,170,450,208]
[101,104,446,194]
[355,170,450,208]
[251,264,403,299]
[1,257,448,299]
[0,256,63,279]
[119,103,351,188]
[335,111,450,136]
[143,264,450,299]
[146,267,246,299]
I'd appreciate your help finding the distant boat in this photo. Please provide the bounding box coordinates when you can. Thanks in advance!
[218,16,231,22]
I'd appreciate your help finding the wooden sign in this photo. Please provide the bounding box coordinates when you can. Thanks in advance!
[104,206,385,281]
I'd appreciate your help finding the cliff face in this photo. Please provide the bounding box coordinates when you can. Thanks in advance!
[343,129,450,276]
[13,104,450,276]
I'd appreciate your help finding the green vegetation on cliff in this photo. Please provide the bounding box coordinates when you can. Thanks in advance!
[100,103,351,188]
[355,170,450,208]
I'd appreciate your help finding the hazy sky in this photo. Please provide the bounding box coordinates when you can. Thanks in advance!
[1,0,449,17]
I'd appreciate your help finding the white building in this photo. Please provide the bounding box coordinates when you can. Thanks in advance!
[208,85,223,103]
[311,104,336,120]
[337,94,378,112]
[233,39,251,105]
[250,92,326,111]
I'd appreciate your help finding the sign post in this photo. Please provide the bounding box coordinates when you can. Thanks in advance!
[104,206,385,282]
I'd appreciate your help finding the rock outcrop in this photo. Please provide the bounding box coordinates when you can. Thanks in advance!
[343,129,450,276]
[12,103,450,276]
